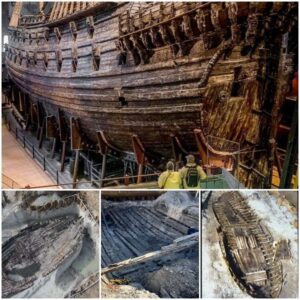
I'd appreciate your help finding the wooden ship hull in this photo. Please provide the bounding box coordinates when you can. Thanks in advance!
[2,192,99,298]
[2,216,84,297]
[101,195,199,297]
[213,192,283,298]
[4,2,298,187]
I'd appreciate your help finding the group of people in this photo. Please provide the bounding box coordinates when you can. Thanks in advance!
[158,154,207,189]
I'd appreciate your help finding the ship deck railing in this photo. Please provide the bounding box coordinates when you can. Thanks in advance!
[3,111,66,188]
[200,169,244,189]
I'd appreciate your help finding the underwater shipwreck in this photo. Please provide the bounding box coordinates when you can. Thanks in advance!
[101,191,199,298]
[2,191,99,298]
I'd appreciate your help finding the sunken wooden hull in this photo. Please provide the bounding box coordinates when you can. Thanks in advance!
[2,216,84,297]
[101,203,198,272]
[5,2,298,186]
[213,192,283,298]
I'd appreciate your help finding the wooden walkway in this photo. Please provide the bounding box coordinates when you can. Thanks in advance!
[2,124,58,189]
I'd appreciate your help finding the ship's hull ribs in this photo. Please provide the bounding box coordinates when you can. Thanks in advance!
[212,192,283,298]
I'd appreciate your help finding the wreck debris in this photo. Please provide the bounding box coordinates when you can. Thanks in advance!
[102,232,199,275]
[101,191,199,298]
[2,216,85,298]
[2,191,99,298]
[67,272,100,298]
[213,191,283,298]
[275,240,292,261]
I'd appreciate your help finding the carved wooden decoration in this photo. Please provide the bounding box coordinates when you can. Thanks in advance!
[69,21,77,41]
[4,2,298,188]
[71,47,78,72]
[54,27,62,43]
[44,28,49,41]
[86,16,94,38]
[91,44,100,71]
[43,52,48,71]
[55,49,63,72]
[33,50,37,65]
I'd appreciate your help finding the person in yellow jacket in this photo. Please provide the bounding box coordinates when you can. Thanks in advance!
[158,161,182,189]
[180,154,207,189]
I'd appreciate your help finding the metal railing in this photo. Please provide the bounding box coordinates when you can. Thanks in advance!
[5,118,62,187]
[200,168,244,189]
[2,174,22,189]
[4,114,160,189]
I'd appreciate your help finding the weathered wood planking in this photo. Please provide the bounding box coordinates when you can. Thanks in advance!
[213,192,283,298]
[5,2,298,187]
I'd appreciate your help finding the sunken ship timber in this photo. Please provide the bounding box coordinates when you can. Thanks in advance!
[4,2,298,187]
[213,192,283,298]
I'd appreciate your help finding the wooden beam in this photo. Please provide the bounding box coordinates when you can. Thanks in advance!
[76,1,81,12]
[70,117,82,150]
[171,134,187,166]
[137,164,143,184]
[58,108,67,142]
[131,134,146,184]
[58,2,65,19]
[60,140,66,172]
[49,2,57,21]
[38,117,45,149]
[46,115,57,139]
[101,191,164,199]
[54,2,62,20]
[18,91,23,112]
[51,138,57,159]
[69,2,75,15]
[101,233,198,275]
[275,148,282,178]
[9,2,23,27]
[63,2,69,17]
[96,131,108,155]
[58,109,67,172]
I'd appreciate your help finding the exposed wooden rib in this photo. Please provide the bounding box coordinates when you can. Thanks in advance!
[53,2,61,21]
[69,2,75,15]
[101,233,198,275]
[9,2,23,27]
[76,1,81,12]
[213,192,283,298]
[101,204,196,274]
[63,2,69,17]
[58,2,65,20]
[49,2,57,21]
[194,128,235,170]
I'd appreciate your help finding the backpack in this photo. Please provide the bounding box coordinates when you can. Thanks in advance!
[186,166,199,187]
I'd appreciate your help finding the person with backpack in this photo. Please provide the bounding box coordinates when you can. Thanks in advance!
[158,161,182,189]
[180,154,207,189]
